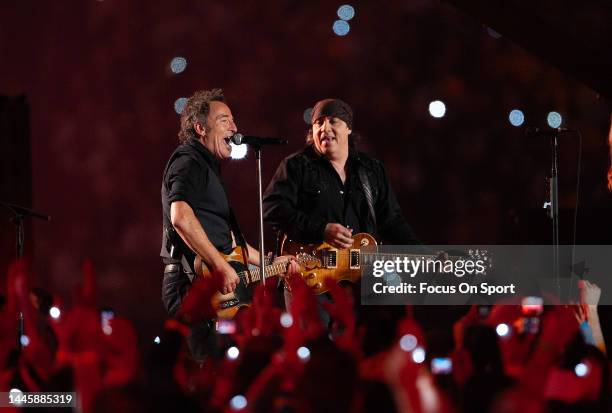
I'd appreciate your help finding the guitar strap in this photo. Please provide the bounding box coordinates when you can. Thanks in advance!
[358,166,378,233]
[228,207,247,249]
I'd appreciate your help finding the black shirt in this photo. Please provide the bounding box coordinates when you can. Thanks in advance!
[263,145,420,244]
[160,139,233,266]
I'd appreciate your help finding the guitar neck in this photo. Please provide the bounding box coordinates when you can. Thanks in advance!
[243,259,288,284]
[361,252,459,263]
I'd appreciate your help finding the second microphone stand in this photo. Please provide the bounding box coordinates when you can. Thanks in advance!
[544,135,561,298]
[253,144,267,287]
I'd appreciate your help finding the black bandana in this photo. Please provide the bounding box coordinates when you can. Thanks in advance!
[311,98,353,129]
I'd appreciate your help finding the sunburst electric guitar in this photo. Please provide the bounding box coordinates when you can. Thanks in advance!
[281,233,490,295]
[194,247,317,319]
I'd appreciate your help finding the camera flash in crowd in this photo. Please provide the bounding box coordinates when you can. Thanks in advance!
[575,362,589,377]
[297,346,311,361]
[229,394,247,410]
[496,323,510,337]
[412,347,426,364]
[49,306,61,319]
[399,334,418,352]
[227,346,240,360]
[280,312,293,328]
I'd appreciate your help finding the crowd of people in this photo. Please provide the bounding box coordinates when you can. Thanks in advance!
[0,258,609,413]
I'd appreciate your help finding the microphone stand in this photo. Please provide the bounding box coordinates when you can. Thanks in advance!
[252,145,267,287]
[544,136,561,298]
[1,201,51,259]
[1,201,51,351]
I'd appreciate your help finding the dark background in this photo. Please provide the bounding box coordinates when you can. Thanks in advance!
[1,0,611,344]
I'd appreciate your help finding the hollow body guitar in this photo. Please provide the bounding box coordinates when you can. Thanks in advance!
[194,247,317,319]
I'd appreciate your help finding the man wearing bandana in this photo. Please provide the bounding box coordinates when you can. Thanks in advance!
[263,98,419,318]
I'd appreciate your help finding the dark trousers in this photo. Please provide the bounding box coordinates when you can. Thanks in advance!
[162,263,217,361]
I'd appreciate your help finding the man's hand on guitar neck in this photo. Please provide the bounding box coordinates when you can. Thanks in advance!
[275,255,300,277]
[324,223,354,249]
[213,260,240,295]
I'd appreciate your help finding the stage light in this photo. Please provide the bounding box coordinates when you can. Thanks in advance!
[174,97,187,114]
[575,362,589,377]
[412,347,426,363]
[230,143,248,160]
[428,100,446,118]
[229,395,247,410]
[333,20,350,36]
[170,57,187,74]
[280,312,293,328]
[547,111,562,128]
[226,346,240,360]
[496,323,510,337]
[49,306,61,319]
[154,336,161,344]
[303,108,313,125]
[399,334,418,352]
[337,5,355,21]
[297,346,311,361]
[20,335,30,347]
[508,109,525,127]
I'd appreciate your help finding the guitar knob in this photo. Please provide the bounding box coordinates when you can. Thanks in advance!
[314,283,322,290]
[307,273,316,279]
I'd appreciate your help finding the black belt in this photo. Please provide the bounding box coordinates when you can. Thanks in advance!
[164,263,181,274]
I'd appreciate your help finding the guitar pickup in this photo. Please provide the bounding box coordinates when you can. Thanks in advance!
[321,249,337,269]
[219,298,240,309]
[349,249,360,269]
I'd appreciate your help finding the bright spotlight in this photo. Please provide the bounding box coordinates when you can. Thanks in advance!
[230,143,248,160]
[428,100,446,118]
[20,335,30,347]
[297,346,311,361]
[547,111,563,128]
[174,97,187,115]
[280,312,293,328]
[412,347,426,364]
[226,346,240,360]
[496,323,510,337]
[337,5,355,21]
[575,362,589,377]
[49,306,61,319]
[154,336,161,344]
[508,109,525,127]
[332,20,350,36]
[170,57,187,74]
[399,334,418,352]
[229,395,247,410]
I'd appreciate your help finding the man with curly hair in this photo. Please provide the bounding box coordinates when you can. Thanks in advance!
[160,88,294,359]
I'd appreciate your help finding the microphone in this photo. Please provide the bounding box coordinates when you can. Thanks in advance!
[230,133,288,146]
[525,127,576,137]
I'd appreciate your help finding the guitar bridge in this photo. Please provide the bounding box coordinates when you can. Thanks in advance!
[349,249,360,269]
[321,249,337,269]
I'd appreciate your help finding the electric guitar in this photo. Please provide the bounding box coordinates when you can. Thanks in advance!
[194,247,317,319]
[281,233,491,295]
